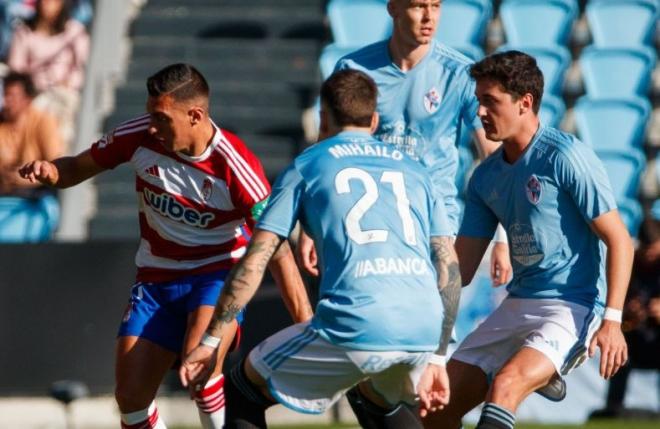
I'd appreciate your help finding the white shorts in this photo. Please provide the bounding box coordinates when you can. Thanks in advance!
[249,322,432,414]
[451,298,601,380]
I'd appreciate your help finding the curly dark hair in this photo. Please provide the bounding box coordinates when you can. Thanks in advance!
[470,50,544,114]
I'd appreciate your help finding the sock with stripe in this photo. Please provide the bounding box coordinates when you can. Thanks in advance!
[195,374,225,429]
[120,401,167,429]
[476,402,516,429]
[224,359,275,429]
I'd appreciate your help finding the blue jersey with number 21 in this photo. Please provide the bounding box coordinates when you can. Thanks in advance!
[257,131,452,351]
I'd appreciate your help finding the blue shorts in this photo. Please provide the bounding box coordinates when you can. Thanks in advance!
[117,270,243,353]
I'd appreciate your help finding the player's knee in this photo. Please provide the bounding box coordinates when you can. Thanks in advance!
[114,386,153,413]
[490,368,524,402]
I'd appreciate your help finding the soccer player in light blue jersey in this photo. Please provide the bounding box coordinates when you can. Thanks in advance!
[299,0,512,291]
[179,70,462,428]
[420,51,634,429]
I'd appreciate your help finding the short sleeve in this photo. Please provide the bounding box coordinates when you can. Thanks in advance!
[90,128,140,169]
[430,186,454,237]
[556,140,617,221]
[221,131,272,230]
[256,163,305,238]
[458,174,499,238]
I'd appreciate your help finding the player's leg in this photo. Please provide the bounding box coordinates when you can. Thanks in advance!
[115,335,176,429]
[421,358,489,429]
[475,347,555,429]
[183,304,239,429]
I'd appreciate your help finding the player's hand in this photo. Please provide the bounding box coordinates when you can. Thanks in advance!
[296,230,319,277]
[417,364,450,417]
[490,242,512,287]
[18,160,58,186]
[589,319,628,379]
[179,345,218,388]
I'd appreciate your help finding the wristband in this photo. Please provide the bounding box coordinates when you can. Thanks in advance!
[603,307,623,323]
[200,332,222,348]
[428,354,446,367]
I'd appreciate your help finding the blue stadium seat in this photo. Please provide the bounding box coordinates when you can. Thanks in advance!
[580,46,657,99]
[435,0,492,47]
[539,94,566,128]
[0,195,60,243]
[596,148,646,201]
[327,0,391,47]
[574,96,650,150]
[586,0,659,47]
[319,44,356,78]
[500,0,578,46]
[617,198,643,237]
[497,45,571,96]
[651,199,660,221]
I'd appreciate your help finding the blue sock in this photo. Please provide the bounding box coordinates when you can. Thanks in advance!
[476,402,516,429]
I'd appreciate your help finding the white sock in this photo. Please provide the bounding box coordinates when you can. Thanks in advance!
[194,374,226,429]
[120,401,167,429]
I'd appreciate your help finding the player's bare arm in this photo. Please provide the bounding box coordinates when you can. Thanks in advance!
[473,127,500,159]
[418,235,461,417]
[588,210,634,379]
[454,235,491,285]
[180,229,284,386]
[18,149,105,188]
[267,241,314,323]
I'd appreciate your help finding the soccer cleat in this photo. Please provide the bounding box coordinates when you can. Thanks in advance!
[535,376,566,402]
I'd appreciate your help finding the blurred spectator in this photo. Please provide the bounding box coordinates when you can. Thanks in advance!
[0,71,62,241]
[0,71,62,193]
[7,0,89,147]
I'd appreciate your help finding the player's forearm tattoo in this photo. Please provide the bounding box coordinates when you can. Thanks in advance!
[209,234,283,334]
[431,236,461,355]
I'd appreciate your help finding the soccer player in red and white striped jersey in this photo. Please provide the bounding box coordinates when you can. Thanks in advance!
[19,63,313,429]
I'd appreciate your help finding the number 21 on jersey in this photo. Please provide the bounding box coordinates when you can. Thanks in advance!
[335,167,416,246]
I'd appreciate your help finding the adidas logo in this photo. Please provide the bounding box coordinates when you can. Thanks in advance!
[145,165,160,178]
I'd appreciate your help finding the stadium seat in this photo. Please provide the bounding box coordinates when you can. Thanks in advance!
[586,0,659,47]
[596,148,646,201]
[435,0,492,47]
[539,94,566,128]
[497,45,571,96]
[579,46,657,99]
[319,43,356,78]
[327,0,391,47]
[0,195,59,243]
[617,198,643,237]
[574,96,651,150]
[500,0,578,46]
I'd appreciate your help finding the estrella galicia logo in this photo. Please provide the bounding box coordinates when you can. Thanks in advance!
[423,87,442,114]
[526,175,542,205]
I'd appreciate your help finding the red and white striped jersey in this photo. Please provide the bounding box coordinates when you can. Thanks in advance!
[91,114,271,283]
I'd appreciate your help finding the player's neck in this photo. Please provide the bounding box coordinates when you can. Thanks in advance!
[388,38,431,72]
[180,120,215,157]
[502,118,540,164]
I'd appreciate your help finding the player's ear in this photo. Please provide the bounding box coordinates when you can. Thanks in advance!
[188,106,204,125]
[519,93,533,115]
[370,112,379,134]
[386,0,397,18]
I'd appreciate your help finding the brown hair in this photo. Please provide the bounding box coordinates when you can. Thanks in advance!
[470,50,544,114]
[320,69,377,127]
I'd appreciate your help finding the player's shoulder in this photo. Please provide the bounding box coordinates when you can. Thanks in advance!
[337,40,390,70]
[108,114,151,140]
[537,126,590,166]
[429,41,474,71]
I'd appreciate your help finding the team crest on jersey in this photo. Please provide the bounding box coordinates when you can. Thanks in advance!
[526,175,542,205]
[201,178,213,201]
[423,87,442,114]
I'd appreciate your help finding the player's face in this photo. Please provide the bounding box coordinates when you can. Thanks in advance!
[390,0,441,46]
[146,95,191,152]
[2,82,32,121]
[475,79,525,142]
